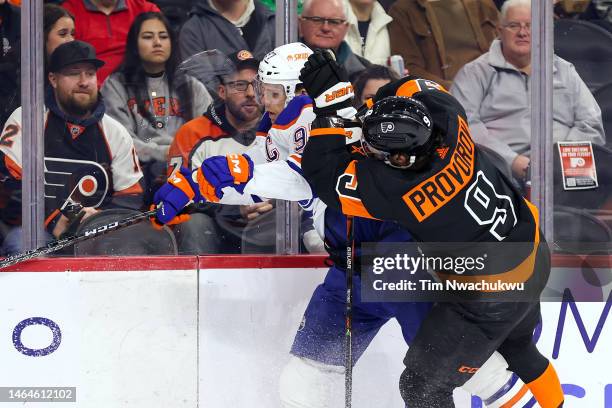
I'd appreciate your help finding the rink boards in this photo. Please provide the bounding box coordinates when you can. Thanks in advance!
[0,255,610,407]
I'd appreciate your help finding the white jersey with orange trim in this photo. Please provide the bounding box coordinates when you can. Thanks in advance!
[246,94,316,164]
[0,105,143,231]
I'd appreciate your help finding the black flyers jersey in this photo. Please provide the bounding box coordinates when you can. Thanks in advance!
[303,78,546,283]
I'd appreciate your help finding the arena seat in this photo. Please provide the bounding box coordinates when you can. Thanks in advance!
[73,209,178,256]
[554,19,612,92]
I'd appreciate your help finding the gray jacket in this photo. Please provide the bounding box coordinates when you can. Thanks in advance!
[451,39,605,166]
[101,72,212,162]
[179,0,275,61]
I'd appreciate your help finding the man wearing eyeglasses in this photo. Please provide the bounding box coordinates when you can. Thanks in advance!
[167,50,271,254]
[451,0,605,182]
[299,0,371,79]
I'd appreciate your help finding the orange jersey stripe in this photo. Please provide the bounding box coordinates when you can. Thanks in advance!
[44,209,61,228]
[168,116,227,170]
[402,115,475,222]
[396,79,449,98]
[310,128,346,137]
[4,155,22,180]
[288,154,302,164]
[436,199,540,287]
[337,160,377,219]
[526,363,564,408]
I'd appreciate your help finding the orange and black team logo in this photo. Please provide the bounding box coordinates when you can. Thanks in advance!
[66,122,86,139]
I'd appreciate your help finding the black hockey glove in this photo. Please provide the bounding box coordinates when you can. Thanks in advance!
[299,49,354,116]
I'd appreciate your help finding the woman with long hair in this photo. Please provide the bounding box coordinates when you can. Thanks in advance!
[352,64,399,107]
[101,11,212,204]
[44,4,75,61]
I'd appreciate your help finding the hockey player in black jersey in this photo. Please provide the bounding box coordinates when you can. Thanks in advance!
[299,50,564,407]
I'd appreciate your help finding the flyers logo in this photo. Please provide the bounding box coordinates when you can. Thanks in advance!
[44,157,110,212]
[381,122,395,133]
[325,85,353,103]
[457,366,479,374]
[436,146,450,159]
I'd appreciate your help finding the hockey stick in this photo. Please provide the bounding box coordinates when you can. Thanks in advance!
[345,215,355,408]
[0,209,157,269]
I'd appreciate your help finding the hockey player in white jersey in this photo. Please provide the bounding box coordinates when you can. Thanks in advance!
[152,43,540,408]
[245,42,316,164]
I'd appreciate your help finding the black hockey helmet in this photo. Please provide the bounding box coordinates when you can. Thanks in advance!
[362,96,434,168]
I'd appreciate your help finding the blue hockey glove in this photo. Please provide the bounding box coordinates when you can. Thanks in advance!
[196,154,254,202]
[152,167,202,227]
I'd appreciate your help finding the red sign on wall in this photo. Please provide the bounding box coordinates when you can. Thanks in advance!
[557,142,598,190]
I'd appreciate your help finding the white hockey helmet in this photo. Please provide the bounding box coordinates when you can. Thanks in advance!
[257,42,313,106]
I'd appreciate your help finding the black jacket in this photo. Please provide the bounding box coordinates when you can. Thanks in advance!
[0,2,20,129]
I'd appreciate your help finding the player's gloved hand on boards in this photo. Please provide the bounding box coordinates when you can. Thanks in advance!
[197,154,254,202]
[151,167,201,228]
[299,49,354,115]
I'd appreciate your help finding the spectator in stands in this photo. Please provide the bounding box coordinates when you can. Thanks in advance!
[593,0,612,23]
[0,41,143,255]
[451,0,606,180]
[179,0,275,62]
[0,0,20,129]
[45,4,75,59]
[388,0,499,89]
[345,0,393,66]
[148,0,193,31]
[101,12,212,205]
[299,0,371,79]
[167,50,268,254]
[352,63,399,106]
[61,0,160,85]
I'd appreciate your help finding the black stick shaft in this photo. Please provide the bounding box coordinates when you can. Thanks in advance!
[345,215,355,408]
[0,209,157,269]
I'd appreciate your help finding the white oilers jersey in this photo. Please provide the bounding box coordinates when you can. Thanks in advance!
[247,95,316,164]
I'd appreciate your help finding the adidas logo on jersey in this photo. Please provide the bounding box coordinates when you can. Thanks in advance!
[436,146,450,159]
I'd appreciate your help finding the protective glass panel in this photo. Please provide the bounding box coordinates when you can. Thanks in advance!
[551,5,612,255]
